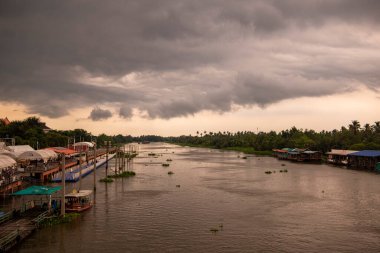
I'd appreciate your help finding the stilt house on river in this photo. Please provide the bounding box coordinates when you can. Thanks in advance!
[273,148,322,162]
[347,150,380,170]
[326,149,357,165]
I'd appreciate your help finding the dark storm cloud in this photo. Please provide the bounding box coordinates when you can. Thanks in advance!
[0,0,379,120]
[89,107,112,121]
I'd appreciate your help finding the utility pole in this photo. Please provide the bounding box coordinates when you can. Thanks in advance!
[61,154,66,217]
[93,144,97,191]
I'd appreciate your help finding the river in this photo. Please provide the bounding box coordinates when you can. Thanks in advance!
[12,143,380,253]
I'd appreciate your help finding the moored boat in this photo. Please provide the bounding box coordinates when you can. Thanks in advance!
[65,190,93,212]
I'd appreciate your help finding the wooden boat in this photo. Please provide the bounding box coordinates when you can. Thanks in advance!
[65,190,93,212]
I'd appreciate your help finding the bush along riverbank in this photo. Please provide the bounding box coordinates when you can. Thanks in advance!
[170,142,273,156]
[40,213,80,227]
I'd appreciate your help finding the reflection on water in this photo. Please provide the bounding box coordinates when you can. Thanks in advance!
[13,143,380,253]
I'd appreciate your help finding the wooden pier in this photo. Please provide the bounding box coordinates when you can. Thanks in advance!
[0,209,49,252]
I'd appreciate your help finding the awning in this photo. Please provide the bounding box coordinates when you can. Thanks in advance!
[12,186,62,195]
[17,150,45,162]
[46,147,77,156]
[73,142,95,148]
[0,150,18,160]
[7,145,34,153]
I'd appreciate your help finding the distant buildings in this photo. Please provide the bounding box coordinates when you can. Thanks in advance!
[273,148,380,171]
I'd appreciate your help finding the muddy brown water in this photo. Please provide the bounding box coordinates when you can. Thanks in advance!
[10,143,380,252]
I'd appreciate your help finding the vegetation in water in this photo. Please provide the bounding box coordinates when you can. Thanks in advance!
[99,177,114,183]
[40,213,80,227]
[210,228,219,233]
[108,171,136,178]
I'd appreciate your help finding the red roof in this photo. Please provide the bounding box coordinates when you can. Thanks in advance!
[0,117,11,126]
[273,149,288,153]
[46,147,77,155]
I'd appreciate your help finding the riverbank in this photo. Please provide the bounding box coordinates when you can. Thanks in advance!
[169,142,273,156]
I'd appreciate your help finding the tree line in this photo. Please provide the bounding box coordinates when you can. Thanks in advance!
[1,117,379,152]
[167,120,380,152]
[0,117,163,149]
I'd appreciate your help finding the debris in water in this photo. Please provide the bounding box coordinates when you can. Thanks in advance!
[210,228,219,233]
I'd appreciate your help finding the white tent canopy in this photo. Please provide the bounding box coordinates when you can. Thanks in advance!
[41,149,58,159]
[73,142,95,148]
[7,145,34,153]
[0,150,18,160]
[0,155,17,170]
[17,149,57,163]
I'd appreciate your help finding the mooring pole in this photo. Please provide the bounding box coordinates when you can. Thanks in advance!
[79,150,82,191]
[105,142,109,178]
[114,146,118,175]
[61,154,66,217]
[93,144,97,191]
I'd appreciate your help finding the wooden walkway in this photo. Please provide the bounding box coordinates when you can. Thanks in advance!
[0,209,48,252]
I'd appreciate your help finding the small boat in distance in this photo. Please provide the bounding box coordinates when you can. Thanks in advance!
[65,190,93,212]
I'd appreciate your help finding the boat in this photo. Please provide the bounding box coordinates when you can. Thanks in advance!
[65,190,93,212]
[376,162,380,172]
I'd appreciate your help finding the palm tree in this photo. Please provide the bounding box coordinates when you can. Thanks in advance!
[349,120,361,135]
[373,122,380,133]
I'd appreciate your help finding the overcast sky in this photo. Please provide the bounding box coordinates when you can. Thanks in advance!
[1,0,379,136]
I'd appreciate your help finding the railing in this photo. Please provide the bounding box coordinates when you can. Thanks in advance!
[32,210,50,226]
[0,229,19,252]
[0,212,12,225]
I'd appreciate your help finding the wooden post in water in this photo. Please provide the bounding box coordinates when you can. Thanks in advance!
[105,141,109,178]
[93,145,97,191]
[61,154,66,217]
[123,145,126,173]
[114,146,118,175]
[79,150,82,191]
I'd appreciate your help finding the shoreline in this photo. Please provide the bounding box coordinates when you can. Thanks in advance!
[168,142,273,156]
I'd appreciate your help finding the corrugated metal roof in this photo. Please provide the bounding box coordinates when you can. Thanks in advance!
[348,150,380,157]
[46,147,77,155]
[303,151,320,154]
[326,149,357,156]
[12,186,62,195]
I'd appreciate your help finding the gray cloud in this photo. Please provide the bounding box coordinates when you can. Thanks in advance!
[119,106,133,119]
[89,107,112,121]
[0,0,379,119]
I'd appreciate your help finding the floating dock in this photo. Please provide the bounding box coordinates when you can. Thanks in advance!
[51,154,115,182]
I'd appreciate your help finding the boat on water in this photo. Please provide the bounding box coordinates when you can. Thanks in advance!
[65,190,93,212]
[376,162,380,172]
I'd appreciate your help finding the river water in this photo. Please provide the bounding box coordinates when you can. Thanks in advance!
[12,143,380,252]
